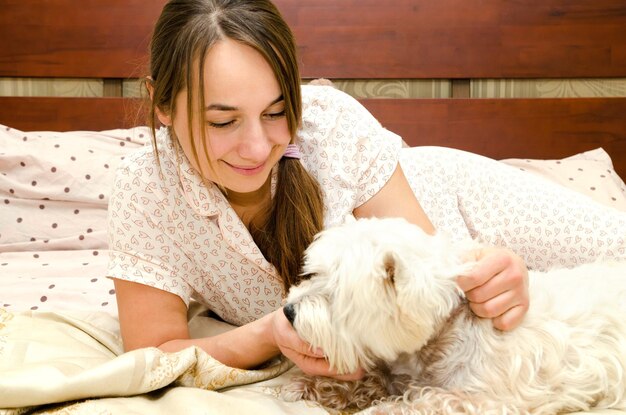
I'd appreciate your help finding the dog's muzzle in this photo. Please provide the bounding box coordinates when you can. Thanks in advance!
[283,303,296,325]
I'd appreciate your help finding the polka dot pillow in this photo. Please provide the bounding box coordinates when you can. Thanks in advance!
[501,148,626,211]
[0,124,149,251]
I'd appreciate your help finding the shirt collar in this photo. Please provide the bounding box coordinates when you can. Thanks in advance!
[157,127,281,276]
[158,127,222,217]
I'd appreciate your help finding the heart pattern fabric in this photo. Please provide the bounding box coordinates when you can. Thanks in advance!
[400,146,626,271]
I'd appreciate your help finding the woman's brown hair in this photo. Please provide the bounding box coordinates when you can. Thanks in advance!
[147,0,324,291]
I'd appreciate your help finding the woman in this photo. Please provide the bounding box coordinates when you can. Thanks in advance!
[107,0,625,380]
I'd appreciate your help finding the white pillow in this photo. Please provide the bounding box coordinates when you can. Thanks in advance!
[500,148,626,211]
[0,124,150,251]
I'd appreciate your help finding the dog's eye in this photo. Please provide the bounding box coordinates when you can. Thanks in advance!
[301,273,315,281]
[291,272,316,288]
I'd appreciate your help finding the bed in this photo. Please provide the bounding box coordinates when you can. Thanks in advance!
[0,1,625,414]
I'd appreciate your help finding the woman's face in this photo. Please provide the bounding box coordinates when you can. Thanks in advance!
[165,39,291,196]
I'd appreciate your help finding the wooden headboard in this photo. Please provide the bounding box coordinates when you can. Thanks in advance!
[1,0,625,177]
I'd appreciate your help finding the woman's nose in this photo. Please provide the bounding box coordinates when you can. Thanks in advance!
[239,121,271,161]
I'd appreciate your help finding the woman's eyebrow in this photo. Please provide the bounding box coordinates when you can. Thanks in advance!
[205,103,237,111]
[205,94,284,111]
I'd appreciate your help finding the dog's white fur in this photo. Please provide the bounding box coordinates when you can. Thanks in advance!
[282,217,626,415]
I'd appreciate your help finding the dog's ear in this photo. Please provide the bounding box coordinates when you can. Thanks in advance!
[383,252,397,285]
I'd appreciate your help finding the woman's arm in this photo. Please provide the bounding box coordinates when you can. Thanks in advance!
[114,278,362,378]
[114,278,278,367]
[353,164,529,331]
[353,163,435,234]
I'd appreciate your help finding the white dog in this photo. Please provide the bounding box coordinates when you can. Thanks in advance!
[281,217,626,415]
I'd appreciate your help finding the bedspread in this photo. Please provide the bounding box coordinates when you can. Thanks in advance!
[0,306,325,415]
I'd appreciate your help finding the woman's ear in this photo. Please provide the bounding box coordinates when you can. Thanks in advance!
[145,77,173,126]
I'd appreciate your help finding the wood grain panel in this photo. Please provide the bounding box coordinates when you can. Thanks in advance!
[2,95,624,179]
[362,97,626,178]
[276,0,626,79]
[1,0,624,79]
[0,0,166,78]
[0,97,145,131]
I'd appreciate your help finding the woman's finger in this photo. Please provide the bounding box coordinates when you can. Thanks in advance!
[492,304,528,331]
[456,248,513,292]
[463,264,525,304]
[468,287,519,319]
[273,308,325,358]
[292,352,364,380]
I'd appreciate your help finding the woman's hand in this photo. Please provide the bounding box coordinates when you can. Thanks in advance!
[270,308,364,380]
[456,247,529,331]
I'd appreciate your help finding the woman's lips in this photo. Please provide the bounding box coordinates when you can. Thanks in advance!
[225,161,266,176]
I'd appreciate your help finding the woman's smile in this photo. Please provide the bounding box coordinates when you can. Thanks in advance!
[224,160,267,176]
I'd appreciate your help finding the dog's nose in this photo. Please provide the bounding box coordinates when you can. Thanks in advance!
[283,303,296,325]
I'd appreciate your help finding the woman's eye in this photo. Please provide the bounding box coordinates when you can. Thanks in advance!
[208,120,234,128]
[265,110,286,119]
